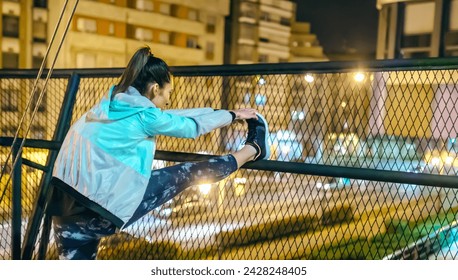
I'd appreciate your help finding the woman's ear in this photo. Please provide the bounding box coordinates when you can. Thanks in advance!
[152,83,159,95]
[145,83,159,99]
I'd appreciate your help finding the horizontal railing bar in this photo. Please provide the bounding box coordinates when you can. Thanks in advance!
[1,57,457,79]
[21,158,49,172]
[155,151,458,189]
[0,137,61,150]
[2,137,457,189]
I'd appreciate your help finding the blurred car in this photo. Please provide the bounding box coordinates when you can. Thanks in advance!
[418,150,458,175]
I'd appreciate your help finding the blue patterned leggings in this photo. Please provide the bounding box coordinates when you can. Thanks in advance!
[52,154,238,259]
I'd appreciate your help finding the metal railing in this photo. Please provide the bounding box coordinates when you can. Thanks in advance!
[1,58,458,259]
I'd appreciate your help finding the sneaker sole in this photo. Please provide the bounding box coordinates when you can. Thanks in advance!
[256,113,271,160]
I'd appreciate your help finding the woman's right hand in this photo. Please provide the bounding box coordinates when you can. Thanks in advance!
[230,108,258,121]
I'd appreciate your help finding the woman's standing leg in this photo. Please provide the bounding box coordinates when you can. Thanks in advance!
[52,211,116,260]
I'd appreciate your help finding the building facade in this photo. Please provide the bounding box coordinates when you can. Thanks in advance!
[0,0,230,68]
[376,0,458,59]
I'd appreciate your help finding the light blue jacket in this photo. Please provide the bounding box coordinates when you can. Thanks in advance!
[52,86,233,226]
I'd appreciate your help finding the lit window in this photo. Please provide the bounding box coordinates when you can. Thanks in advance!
[188,9,198,21]
[159,3,170,15]
[136,0,153,12]
[159,31,170,44]
[76,18,97,33]
[76,53,96,68]
[186,36,198,48]
[108,23,115,35]
[33,21,47,42]
[135,27,153,41]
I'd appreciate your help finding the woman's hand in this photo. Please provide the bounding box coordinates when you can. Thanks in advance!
[230,108,258,121]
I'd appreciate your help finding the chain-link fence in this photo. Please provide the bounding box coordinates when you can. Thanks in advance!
[1,59,458,260]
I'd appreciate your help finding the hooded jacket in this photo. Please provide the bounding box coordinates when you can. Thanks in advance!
[52,86,233,227]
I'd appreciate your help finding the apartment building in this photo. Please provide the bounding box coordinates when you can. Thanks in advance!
[0,0,229,68]
[376,0,458,59]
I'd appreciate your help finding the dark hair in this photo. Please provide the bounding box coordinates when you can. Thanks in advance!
[114,46,171,96]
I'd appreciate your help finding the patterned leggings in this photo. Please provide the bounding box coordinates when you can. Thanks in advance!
[52,154,238,260]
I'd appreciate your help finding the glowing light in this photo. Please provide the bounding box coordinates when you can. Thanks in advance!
[304,74,314,83]
[445,156,454,165]
[431,157,441,166]
[354,72,365,82]
[198,184,212,196]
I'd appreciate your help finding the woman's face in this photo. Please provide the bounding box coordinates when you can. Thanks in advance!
[151,82,173,109]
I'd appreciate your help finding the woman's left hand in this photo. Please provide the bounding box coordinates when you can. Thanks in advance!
[230,108,258,120]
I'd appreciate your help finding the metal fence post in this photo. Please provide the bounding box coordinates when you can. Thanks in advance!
[21,73,80,259]
[11,142,22,260]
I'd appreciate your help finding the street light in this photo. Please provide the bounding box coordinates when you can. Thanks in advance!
[304,74,314,83]
[354,72,365,82]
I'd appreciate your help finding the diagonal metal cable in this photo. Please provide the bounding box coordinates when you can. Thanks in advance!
[0,0,80,203]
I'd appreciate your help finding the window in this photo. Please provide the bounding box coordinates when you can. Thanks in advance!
[1,87,19,111]
[239,23,256,41]
[1,127,17,138]
[258,54,268,63]
[238,45,254,61]
[76,18,97,33]
[30,126,46,139]
[280,17,290,26]
[2,52,19,68]
[159,31,170,44]
[205,42,214,60]
[135,27,153,41]
[108,22,115,35]
[206,16,216,33]
[402,34,431,48]
[76,53,96,68]
[136,0,153,12]
[2,15,19,37]
[33,21,47,42]
[188,9,198,21]
[31,87,46,112]
[240,2,256,19]
[186,36,198,48]
[159,3,170,15]
[33,56,44,68]
[33,0,47,8]
[260,12,270,22]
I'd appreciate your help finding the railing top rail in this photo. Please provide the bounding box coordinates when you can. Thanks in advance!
[1,57,457,79]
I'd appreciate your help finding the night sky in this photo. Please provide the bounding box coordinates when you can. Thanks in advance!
[294,0,379,60]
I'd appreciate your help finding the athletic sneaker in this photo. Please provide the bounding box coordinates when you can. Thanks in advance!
[245,113,270,161]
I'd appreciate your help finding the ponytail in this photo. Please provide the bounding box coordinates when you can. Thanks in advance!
[114,46,171,96]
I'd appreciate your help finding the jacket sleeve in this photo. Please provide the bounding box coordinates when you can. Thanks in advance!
[140,107,233,138]
[164,107,215,117]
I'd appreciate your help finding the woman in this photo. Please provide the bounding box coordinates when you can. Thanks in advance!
[50,46,270,260]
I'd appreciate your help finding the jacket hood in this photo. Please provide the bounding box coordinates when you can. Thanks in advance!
[86,86,155,121]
